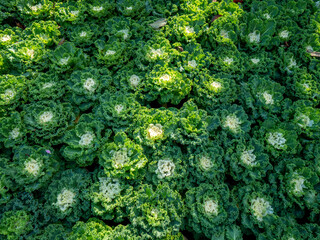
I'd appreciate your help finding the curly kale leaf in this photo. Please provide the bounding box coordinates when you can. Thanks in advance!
[68,218,112,240]
[0,210,33,240]
[22,20,61,46]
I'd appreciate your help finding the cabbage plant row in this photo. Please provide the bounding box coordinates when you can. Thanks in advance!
[1,0,320,239]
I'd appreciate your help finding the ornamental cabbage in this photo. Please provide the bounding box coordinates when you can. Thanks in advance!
[144,63,192,105]
[54,1,86,24]
[113,62,145,91]
[241,76,285,118]
[132,107,178,148]
[7,145,60,192]
[61,114,109,166]
[104,16,133,41]
[147,144,187,189]
[99,131,147,179]
[17,0,54,20]
[256,118,301,158]
[66,67,112,111]
[166,13,206,43]
[218,104,251,137]
[226,138,271,184]
[116,0,151,18]
[129,183,185,239]
[0,111,27,148]
[50,42,86,72]
[210,45,244,74]
[236,182,278,234]
[94,39,130,68]
[95,90,140,131]
[187,142,225,183]
[23,100,77,144]
[135,35,179,69]
[90,170,133,222]
[86,0,116,18]
[275,158,319,210]
[67,23,96,47]
[186,183,239,239]
[240,13,276,50]
[176,41,211,77]
[290,100,320,139]
[289,69,320,105]
[28,72,66,101]
[192,70,238,110]
[0,28,21,48]
[0,74,26,111]
[173,100,210,145]
[7,40,48,66]
[44,168,91,223]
